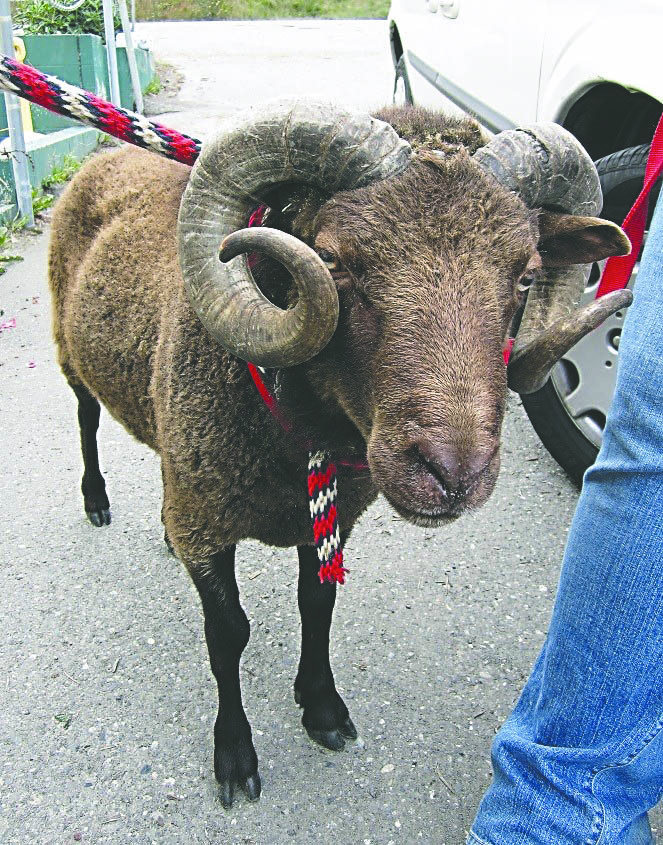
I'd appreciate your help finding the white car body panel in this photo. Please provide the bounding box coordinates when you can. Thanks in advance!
[538,8,663,122]
[389,0,662,129]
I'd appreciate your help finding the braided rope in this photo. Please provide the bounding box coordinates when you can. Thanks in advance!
[308,452,348,585]
[0,56,201,166]
[248,365,350,586]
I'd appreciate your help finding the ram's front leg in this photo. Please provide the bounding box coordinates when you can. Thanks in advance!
[294,544,357,750]
[188,547,261,807]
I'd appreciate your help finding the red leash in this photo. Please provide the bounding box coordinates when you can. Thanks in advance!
[598,113,663,296]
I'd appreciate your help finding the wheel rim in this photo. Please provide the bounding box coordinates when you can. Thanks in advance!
[549,253,639,448]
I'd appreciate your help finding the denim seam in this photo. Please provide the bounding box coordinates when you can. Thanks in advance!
[586,712,663,845]
[469,715,663,845]
[467,831,493,845]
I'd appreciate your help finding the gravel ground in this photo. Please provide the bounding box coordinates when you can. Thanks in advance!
[0,19,659,845]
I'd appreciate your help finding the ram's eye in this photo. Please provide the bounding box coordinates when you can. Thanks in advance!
[517,270,538,295]
[317,250,341,272]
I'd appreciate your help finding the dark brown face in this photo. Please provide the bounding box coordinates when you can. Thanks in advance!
[308,152,541,525]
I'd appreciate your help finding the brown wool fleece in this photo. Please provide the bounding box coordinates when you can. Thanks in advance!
[49,146,377,565]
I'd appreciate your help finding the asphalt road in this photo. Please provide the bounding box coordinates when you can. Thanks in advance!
[134,19,399,140]
[1,19,656,845]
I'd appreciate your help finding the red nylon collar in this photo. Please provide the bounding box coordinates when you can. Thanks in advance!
[246,204,368,471]
[598,112,663,296]
[247,363,369,471]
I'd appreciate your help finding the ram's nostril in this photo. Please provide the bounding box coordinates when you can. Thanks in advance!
[414,441,464,496]
[413,437,497,501]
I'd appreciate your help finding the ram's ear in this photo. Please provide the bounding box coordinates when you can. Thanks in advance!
[537,211,631,267]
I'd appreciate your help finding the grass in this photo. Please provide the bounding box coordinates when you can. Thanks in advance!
[135,0,389,20]
[31,187,54,215]
[41,154,82,189]
[143,75,162,96]
[0,217,26,274]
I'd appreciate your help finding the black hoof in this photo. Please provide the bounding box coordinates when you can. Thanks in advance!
[84,487,110,526]
[307,727,345,751]
[244,772,261,802]
[213,722,260,809]
[87,507,111,527]
[339,716,358,739]
[294,681,357,750]
[218,772,261,808]
[220,780,234,809]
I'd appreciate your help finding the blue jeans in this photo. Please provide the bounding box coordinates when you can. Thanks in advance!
[469,197,663,845]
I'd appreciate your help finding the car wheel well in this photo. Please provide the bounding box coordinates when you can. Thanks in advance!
[390,22,404,65]
[561,83,661,161]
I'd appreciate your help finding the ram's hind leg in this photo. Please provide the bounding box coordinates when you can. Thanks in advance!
[294,544,357,750]
[70,381,110,527]
[188,547,261,808]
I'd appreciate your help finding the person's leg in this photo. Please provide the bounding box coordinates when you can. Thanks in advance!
[469,196,663,845]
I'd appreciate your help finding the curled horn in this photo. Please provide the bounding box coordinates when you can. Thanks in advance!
[474,125,632,394]
[177,100,411,368]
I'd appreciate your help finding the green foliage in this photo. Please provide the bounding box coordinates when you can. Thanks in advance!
[0,251,23,273]
[143,75,162,95]
[12,0,121,40]
[54,713,73,729]
[41,154,81,188]
[135,0,388,20]
[31,187,54,214]
[0,225,11,252]
[0,218,25,275]
[33,154,82,216]
[96,132,118,147]
[0,173,25,274]
[136,0,230,17]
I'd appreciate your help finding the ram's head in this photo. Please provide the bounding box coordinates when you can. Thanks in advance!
[177,102,630,524]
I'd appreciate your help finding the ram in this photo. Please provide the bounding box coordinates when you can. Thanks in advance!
[48,102,630,807]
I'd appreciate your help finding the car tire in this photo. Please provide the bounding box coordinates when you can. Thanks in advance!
[520,144,660,486]
[393,55,414,106]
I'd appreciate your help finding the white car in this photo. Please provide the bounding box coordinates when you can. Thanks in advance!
[387,0,663,482]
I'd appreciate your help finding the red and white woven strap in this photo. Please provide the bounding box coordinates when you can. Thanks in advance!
[308,451,348,585]
[247,364,350,585]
